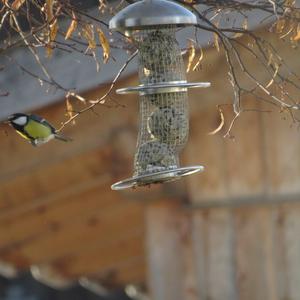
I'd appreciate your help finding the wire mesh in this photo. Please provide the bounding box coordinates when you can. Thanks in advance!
[132,26,185,84]
[131,26,189,177]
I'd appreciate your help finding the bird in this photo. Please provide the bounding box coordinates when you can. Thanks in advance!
[8,113,72,146]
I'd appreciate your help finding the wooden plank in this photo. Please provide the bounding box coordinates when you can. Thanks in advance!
[234,207,278,300]
[184,105,228,202]
[273,206,289,300]
[282,205,300,300]
[145,201,185,300]
[0,146,113,213]
[181,211,200,300]
[0,186,121,248]
[102,257,146,287]
[0,201,144,268]
[262,109,300,195]
[84,256,146,288]
[54,230,145,278]
[192,208,236,300]
[145,200,207,300]
[224,100,265,198]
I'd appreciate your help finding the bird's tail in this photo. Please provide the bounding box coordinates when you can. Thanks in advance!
[54,133,73,142]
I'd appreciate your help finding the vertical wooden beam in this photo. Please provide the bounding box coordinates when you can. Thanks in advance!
[263,110,300,195]
[225,101,265,198]
[184,105,229,202]
[283,205,300,300]
[234,207,278,300]
[145,200,198,300]
[192,208,237,300]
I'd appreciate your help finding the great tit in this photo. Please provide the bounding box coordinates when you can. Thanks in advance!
[8,113,72,146]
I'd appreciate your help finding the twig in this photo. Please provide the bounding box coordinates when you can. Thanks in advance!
[57,50,138,131]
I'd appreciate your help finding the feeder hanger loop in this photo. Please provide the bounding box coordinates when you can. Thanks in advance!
[110,0,211,190]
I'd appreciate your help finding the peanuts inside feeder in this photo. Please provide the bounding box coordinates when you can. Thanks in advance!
[110,0,211,190]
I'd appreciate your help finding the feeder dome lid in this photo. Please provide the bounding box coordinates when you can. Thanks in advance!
[109,0,197,31]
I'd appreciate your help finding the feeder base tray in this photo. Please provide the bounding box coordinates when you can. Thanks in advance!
[111,165,204,190]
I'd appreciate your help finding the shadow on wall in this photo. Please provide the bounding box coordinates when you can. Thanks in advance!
[0,273,131,300]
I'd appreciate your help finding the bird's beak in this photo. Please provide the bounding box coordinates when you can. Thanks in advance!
[6,115,14,122]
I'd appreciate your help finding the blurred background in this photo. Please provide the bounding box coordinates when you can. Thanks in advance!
[1,1,300,300]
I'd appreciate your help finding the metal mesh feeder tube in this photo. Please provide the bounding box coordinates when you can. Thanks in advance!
[110,0,210,190]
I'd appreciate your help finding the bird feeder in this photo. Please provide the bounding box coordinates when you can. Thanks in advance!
[110,0,211,190]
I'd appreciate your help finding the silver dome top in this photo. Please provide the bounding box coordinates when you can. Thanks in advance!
[109,0,197,31]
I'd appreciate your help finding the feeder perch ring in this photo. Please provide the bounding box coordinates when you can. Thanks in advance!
[111,165,204,190]
[116,82,211,95]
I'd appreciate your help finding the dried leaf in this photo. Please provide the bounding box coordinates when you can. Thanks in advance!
[82,24,96,49]
[65,97,76,125]
[280,25,294,39]
[11,0,25,10]
[233,32,243,39]
[234,18,248,38]
[186,39,195,73]
[267,51,273,66]
[293,23,300,41]
[265,63,279,88]
[208,108,225,135]
[192,46,203,71]
[49,19,58,41]
[242,18,248,30]
[46,0,54,22]
[276,18,286,34]
[96,27,110,63]
[46,20,58,58]
[65,12,77,40]
[214,33,220,52]
[46,46,52,58]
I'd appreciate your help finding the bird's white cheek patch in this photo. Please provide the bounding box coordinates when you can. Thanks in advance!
[12,116,27,126]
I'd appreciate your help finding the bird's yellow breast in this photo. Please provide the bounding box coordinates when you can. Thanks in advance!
[24,120,52,139]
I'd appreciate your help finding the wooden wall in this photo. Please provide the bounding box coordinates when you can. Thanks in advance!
[147,105,300,300]
[0,29,300,299]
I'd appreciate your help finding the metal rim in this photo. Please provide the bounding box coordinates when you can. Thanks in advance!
[116,82,211,95]
[111,165,204,190]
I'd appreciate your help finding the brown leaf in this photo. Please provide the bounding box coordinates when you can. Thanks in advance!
[293,23,300,41]
[233,18,248,38]
[276,18,286,34]
[186,39,195,73]
[96,27,110,63]
[192,46,203,71]
[265,63,279,88]
[65,12,77,40]
[46,19,58,58]
[46,0,54,22]
[214,33,220,52]
[11,0,25,10]
[267,51,273,66]
[208,108,225,135]
[49,19,58,41]
[242,18,248,30]
[65,97,76,125]
[82,24,96,49]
